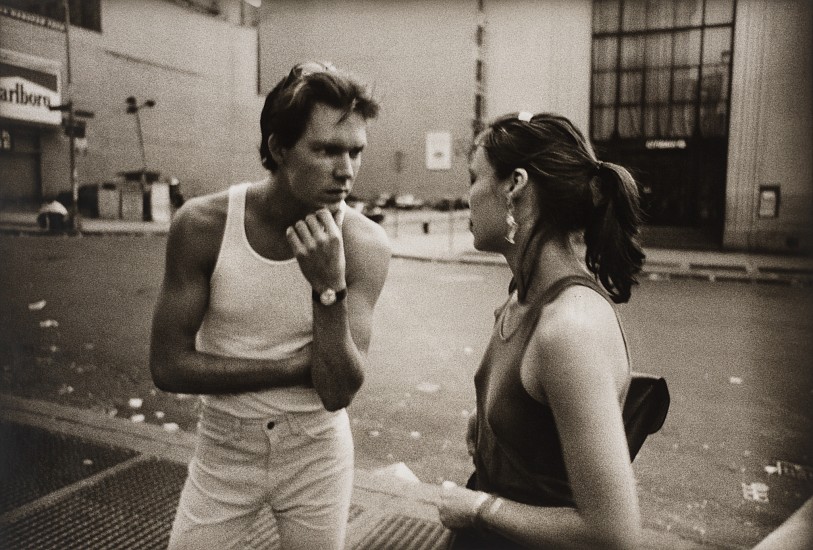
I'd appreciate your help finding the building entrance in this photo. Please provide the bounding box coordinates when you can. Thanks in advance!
[590,0,735,249]
[0,127,41,208]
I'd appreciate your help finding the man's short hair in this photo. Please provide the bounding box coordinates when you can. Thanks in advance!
[259,61,379,171]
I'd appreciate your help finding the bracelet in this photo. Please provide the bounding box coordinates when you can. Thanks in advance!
[475,495,504,530]
[471,492,490,527]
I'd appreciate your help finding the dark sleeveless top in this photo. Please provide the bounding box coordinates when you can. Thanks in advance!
[472,274,629,508]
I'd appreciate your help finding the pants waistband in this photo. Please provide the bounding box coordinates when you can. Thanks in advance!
[199,404,343,430]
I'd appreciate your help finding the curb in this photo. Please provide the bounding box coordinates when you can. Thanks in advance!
[393,253,813,287]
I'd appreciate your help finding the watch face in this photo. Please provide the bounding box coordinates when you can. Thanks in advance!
[320,288,337,305]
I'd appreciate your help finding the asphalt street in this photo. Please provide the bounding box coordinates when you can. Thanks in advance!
[0,232,811,548]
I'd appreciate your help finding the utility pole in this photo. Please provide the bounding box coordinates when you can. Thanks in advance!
[49,2,94,231]
[125,96,156,211]
[63,0,78,230]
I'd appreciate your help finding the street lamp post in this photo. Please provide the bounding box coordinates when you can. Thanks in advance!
[125,96,156,200]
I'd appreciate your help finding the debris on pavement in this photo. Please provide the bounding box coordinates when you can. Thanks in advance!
[28,299,47,311]
[128,398,143,409]
[39,319,59,328]
[163,422,179,433]
[415,381,440,393]
[410,431,421,439]
[368,430,380,437]
[729,376,743,385]
[742,482,769,503]
[58,384,74,395]
[154,411,165,419]
[82,458,93,466]
[130,414,145,423]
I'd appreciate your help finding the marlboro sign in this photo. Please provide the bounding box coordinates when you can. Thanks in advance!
[0,48,62,126]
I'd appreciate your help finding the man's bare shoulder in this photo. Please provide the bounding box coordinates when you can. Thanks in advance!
[170,191,229,237]
[342,207,391,258]
[166,190,230,267]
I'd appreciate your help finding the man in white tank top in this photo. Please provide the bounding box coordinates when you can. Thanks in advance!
[149,62,390,549]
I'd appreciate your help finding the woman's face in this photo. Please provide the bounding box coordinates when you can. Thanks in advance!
[468,145,510,253]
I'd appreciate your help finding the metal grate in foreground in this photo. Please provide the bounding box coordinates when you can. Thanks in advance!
[0,457,186,550]
[352,514,453,550]
[0,420,138,515]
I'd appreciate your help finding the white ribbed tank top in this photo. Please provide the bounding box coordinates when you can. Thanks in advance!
[197,182,322,416]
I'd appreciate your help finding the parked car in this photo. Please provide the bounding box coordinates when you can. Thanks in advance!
[430,196,470,211]
[346,195,386,224]
[374,193,396,208]
[393,193,424,210]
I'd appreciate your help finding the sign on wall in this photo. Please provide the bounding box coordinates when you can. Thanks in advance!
[0,49,62,126]
[426,131,451,170]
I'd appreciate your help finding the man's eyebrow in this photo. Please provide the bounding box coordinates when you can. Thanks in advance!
[311,139,366,149]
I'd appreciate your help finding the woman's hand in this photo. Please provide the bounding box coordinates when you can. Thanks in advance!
[437,481,489,530]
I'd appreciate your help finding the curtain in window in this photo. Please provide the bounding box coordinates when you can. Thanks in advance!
[700,27,732,136]
[591,0,734,142]
[644,33,671,136]
[592,36,618,140]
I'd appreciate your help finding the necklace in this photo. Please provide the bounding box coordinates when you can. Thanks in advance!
[498,291,530,341]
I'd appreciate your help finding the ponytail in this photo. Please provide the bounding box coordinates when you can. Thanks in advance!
[583,162,645,303]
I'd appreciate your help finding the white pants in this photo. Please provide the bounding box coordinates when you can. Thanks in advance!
[168,406,354,550]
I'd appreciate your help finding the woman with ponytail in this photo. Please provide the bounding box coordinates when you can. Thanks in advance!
[437,112,645,549]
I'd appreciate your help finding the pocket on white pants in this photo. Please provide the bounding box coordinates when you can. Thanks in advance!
[291,409,348,440]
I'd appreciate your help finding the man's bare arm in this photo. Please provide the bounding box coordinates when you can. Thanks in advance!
[149,198,312,394]
[287,208,390,411]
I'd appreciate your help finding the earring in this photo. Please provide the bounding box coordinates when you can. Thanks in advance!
[505,199,518,244]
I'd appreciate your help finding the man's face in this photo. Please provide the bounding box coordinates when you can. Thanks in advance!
[274,102,368,212]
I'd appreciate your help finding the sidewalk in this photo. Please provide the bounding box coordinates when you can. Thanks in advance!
[0,394,712,550]
[2,207,812,285]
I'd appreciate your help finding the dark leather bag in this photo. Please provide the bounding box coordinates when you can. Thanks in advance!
[623,372,670,460]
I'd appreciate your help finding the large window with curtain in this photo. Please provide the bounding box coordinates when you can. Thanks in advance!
[591,0,735,142]
[590,0,736,236]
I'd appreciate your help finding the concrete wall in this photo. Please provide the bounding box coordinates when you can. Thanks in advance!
[1,0,265,200]
[259,0,478,203]
[725,0,813,253]
[483,0,592,133]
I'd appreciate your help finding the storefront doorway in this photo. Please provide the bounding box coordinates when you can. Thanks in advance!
[0,127,41,208]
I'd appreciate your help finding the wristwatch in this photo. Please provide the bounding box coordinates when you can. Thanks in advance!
[312,287,347,306]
